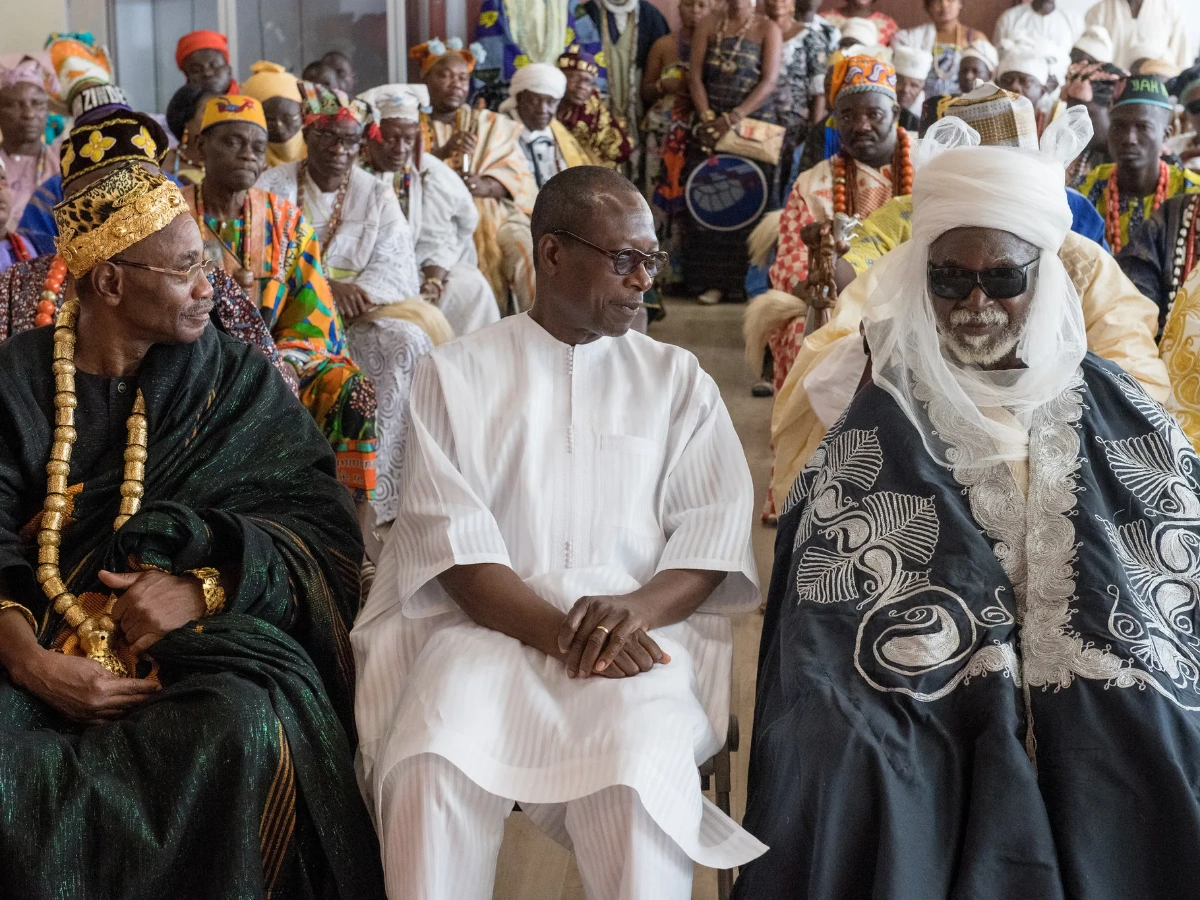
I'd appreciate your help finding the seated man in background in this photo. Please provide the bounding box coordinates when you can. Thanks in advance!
[0,158,43,271]
[500,62,591,311]
[994,37,1051,115]
[1078,74,1200,253]
[241,60,308,167]
[0,56,61,227]
[353,167,767,900]
[738,106,1200,900]
[767,95,1168,508]
[0,161,384,899]
[175,29,237,94]
[360,84,500,336]
[257,84,437,528]
[413,38,537,309]
[555,44,634,169]
[184,94,379,504]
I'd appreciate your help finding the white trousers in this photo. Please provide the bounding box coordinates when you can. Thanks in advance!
[379,752,694,900]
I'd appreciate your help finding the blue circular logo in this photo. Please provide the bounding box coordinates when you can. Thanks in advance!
[685,154,768,232]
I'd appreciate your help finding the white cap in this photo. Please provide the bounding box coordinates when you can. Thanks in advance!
[893,45,933,81]
[839,17,880,48]
[358,83,430,120]
[997,39,1050,86]
[1072,25,1114,64]
[961,38,999,72]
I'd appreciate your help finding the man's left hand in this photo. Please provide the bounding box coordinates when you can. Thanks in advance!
[557,595,671,679]
[463,174,508,199]
[102,569,206,657]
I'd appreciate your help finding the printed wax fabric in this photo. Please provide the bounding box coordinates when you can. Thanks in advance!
[1079,162,1200,252]
[181,185,377,499]
[0,324,385,899]
[736,352,1200,900]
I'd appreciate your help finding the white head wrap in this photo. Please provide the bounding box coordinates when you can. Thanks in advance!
[996,39,1051,86]
[961,39,999,72]
[892,46,933,82]
[861,105,1094,469]
[1073,25,1114,64]
[358,83,429,119]
[840,18,880,48]
[499,62,567,115]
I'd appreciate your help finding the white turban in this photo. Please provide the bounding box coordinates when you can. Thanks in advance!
[1073,25,1114,64]
[961,39,999,72]
[997,39,1051,86]
[840,18,880,48]
[509,63,567,101]
[892,46,933,82]
[862,106,1093,469]
[358,83,428,121]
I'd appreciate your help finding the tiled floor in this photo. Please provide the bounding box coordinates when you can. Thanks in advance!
[492,298,777,899]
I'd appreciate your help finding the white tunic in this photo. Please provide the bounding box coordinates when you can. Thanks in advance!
[993,4,1082,81]
[1084,0,1191,71]
[352,313,767,868]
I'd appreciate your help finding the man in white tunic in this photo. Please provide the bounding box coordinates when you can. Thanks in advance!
[352,166,768,899]
[1083,0,1189,72]
[359,85,500,336]
[257,80,436,526]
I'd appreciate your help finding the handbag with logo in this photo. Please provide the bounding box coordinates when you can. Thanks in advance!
[714,117,785,165]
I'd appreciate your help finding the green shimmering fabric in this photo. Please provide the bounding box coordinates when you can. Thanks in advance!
[0,325,385,899]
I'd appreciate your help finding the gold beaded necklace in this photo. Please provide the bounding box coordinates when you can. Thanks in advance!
[34,296,148,677]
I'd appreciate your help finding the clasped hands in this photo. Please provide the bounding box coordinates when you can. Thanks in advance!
[556,595,671,680]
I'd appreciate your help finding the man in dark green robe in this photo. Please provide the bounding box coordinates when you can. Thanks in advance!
[0,161,385,898]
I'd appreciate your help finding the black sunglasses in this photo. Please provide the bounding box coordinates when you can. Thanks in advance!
[927,259,1038,302]
[553,230,668,278]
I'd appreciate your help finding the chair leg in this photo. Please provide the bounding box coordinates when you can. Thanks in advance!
[718,866,734,900]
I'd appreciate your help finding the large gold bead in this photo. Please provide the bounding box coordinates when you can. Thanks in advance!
[124,463,144,482]
[46,474,68,495]
[52,342,73,361]
[35,563,59,583]
[124,445,147,463]
[41,510,64,531]
[37,529,60,547]
[45,459,70,477]
[119,482,144,499]
[54,374,75,393]
[52,359,75,376]
[113,513,130,529]
[49,443,72,462]
[38,546,59,565]
[52,426,77,444]
[55,392,78,409]
[43,493,68,513]
[44,577,67,598]
[63,605,86,628]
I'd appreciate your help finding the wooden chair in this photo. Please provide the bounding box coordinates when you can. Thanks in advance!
[699,715,741,900]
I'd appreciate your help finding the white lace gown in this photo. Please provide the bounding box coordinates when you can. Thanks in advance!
[352,313,768,869]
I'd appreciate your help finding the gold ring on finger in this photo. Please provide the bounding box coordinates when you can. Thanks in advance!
[594,625,611,636]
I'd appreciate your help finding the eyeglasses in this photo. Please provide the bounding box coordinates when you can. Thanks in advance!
[110,257,217,284]
[308,129,362,150]
[927,260,1037,302]
[553,230,668,278]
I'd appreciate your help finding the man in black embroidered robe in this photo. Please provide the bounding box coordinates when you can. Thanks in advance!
[736,114,1200,900]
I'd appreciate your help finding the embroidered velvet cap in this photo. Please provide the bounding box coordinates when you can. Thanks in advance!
[54,162,189,277]
[557,44,600,77]
[61,110,170,188]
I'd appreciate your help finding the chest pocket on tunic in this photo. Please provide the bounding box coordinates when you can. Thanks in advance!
[596,434,662,539]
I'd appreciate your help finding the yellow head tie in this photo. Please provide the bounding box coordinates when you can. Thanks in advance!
[53,163,189,278]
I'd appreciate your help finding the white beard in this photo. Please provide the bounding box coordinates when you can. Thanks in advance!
[938,307,1022,367]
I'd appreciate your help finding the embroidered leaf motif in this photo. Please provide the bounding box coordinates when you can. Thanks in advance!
[822,428,883,491]
[1102,433,1200,518]
[796,545,858,604]
[1103,519,1161,600]
[861,492,939,564]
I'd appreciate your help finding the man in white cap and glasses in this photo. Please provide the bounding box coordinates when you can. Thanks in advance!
[892,45,932,129]
[360,84,500,338]
[495,61,591,311]
[737,105,1200,900]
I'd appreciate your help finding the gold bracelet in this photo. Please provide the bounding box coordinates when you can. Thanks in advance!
[187,567,225,617]
[700,109,716,122]
[0,598,37,631]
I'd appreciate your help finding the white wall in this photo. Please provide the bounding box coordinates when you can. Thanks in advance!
[0,0,68,55]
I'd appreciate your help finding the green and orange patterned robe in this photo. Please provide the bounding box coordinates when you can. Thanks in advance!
[183,185,377,500]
